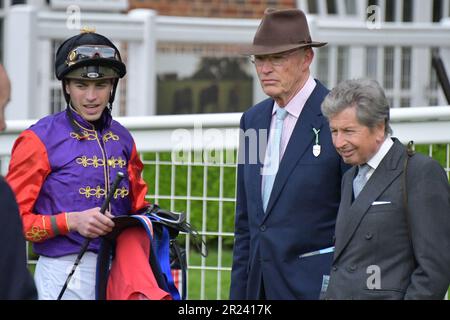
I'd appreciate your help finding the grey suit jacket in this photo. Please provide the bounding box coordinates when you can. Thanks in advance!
[323,138,450,299]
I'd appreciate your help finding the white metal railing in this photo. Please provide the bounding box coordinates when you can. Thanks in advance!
[3,107,450,155]
[1,107,450,299]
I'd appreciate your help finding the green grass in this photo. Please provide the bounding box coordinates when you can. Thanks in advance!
[186,248,232,300]
[415,144,448,168]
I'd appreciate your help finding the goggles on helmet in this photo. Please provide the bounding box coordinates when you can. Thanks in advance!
[65,65,119,80]
[66,45,119,66]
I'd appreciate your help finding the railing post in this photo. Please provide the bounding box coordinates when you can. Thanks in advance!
[4,5,38,120]
[126,9,157,116]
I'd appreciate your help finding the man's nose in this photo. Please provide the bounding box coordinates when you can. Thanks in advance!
[333,132,345,149]
[86,87,97,100]
[259,59,274,73]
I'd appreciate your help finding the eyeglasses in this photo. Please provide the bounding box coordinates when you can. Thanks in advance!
[66,45,118,66]
[250,49,301,67]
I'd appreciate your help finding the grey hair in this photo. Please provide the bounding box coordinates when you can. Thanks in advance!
[321,79,392,136]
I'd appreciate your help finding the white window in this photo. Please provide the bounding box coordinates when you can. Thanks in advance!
[344,0,357,15]
[0,1,7,61]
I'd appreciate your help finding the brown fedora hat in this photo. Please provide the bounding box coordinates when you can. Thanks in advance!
[241,8,327,56]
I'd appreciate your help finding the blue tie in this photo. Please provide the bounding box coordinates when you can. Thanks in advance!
[262,107,288,212]
[353,164,371,199]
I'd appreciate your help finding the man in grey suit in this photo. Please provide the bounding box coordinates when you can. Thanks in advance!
[320,79,450,299]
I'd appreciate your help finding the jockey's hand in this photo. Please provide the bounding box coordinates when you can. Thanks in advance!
[67,207,115,238]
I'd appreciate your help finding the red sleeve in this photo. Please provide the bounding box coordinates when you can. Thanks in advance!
[6,130,70,242]
[127,142,150,213]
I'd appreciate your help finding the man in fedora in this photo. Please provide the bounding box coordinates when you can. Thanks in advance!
[230,8,349,300]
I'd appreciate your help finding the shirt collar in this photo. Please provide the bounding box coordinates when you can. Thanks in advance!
[367,136,394,170]
[272,75,317,118]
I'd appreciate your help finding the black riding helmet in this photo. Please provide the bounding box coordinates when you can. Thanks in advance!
[55,31,126,106]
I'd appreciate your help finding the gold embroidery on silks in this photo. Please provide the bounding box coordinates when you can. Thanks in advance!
[76,155,105,168]
[79,186,128,199]
[107,156,127,168]
[79,186,107,198]
[70,131,96,141]
[26,226,49,242]
[103,131,119,143]
[114,187,129,199]
[76,156,126,168]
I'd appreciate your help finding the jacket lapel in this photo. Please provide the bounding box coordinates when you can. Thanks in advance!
[263,84,325,217]
[333,139,406,262]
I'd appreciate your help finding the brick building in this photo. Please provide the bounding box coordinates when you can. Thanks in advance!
[128,0,296,18]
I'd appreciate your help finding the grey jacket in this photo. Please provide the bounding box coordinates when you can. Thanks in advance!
[323,138,450,300]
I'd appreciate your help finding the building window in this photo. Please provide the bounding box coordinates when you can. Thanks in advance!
[384,47,394,89]
[366,46,378,79]
[401,47,411,90]
[403,0,413,22]
[337,46,349,83]
[156,43,253,115]
[433,0,443,22]
[429,47,442,105]
[307,0,319,14]
[385,0,396,22]
[400,98,410,108]
[50,88,64,115]
[316,46,330,88]
[344,0,357,15]
[327,0,337,14]
[430,48,440,91]
[367,0,378,20]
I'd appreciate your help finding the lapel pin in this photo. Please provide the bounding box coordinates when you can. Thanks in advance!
[312,128,321,157]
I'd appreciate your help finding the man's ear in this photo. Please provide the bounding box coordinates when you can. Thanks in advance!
[65,80,70,95]
[302,47,314,70]
[375,121,386,143]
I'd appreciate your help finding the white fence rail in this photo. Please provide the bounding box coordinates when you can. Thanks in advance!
[1,107,450,299]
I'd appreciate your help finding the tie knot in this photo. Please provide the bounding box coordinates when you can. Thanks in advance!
[358,164,371,176]
[276,107,288,120]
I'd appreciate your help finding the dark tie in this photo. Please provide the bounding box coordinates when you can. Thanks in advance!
[262,107,288,212]
[353,164,371,199]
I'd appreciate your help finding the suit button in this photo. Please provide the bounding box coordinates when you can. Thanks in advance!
[260,225,266,232]
[347,265,357,273]
[365,233,373,240]
[332,266,338,272]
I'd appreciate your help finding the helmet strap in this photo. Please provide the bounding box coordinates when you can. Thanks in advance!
[108,78,119,111]
[65,103,85,138]
[61,80,71,105]
[61,79,85,137]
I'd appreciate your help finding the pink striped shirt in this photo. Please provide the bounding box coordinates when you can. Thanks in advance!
[268,76,317,160]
